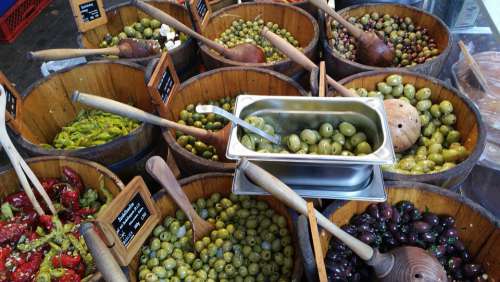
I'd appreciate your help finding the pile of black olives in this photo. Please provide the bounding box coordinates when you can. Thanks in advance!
[329,13,440,67]
[325,201,489,281]
[215,19,301,63]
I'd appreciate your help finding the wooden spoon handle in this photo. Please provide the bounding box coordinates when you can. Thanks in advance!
[239,159,374,260]
[72,91,211,140]
[80,223,128,282]
[133,0,227,55]
[261,27,357,97]
[28,47,119,61]
[308,0,362,38]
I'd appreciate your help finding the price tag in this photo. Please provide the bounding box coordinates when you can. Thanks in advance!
[0,72,22,134]
[147,52,180,118]
[97,176,160,266]
[70,0,108,33]
[189,0,212,32]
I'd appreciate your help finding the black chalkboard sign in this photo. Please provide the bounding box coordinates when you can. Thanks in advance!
[2,84,16,118]
[79,0,101,23]
[196,0,208,21]
[112,193,151,247]
[157,68,174,103]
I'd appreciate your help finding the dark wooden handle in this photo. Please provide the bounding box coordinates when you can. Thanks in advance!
[308,0,363,38]
[80,222,128,282]
[310,66,320,97]
[28,47,119,61]
[133,0,227,55]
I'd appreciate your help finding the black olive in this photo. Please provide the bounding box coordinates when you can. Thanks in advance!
[463,263,482,278]
[407,232,418,245]
[333,242,348,253]
[452,269,464,280]
[461,250,471,262]
[432,225,444,234]
[353,213,374,225]
[326,251,344,262]
[391,207,401,224]
[367,203,380,219]
[374,220,387,232]
[453,240,465,252]
[393,231,407,243]
[421,231,437,243]
[400,224,410,234]
[447,256,463,271]
[443,228,459,238]
[359,231,375,244]
[342,224,357,236]
[401,213,411,224]
[422,212,440,226]
[387,223,398,233]
[409,208,422,221]
[412,221,431,233]
[326,263,346,279]
[446,243,456,254]
[352,272,361,282]
[440,215,456,227]
[385,236,398,248]
[397,200,414,213]
[428,244,446,258]
[378,202,393,220]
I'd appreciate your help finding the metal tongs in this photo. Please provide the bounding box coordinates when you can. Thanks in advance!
[0,85,56,215]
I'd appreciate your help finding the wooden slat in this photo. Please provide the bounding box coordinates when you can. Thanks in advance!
[307,202,327,282]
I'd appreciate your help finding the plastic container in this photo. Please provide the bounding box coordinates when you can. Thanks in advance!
[0,0,52,43]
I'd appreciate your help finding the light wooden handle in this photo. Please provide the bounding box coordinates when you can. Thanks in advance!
[80,222,128,282]
[239,159,374,260]
[133,0,227,55]
[308,0,362,38]
[28,47,119,61]
[261,28,357,97]
[458,40,489,91]
[72,91,210,139]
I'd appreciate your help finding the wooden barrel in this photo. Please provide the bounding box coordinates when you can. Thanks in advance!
[11,61,159,182]
[338,70,486,189]
[297,181,500,281]
[199,2,319,83]
[126,173,303,281]
[319,3,451,80]
[77,0,199,81]
[162,67,307,176]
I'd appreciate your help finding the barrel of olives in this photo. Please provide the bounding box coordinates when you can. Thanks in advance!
[199,2,319,84]
[162,67,307,176]
[337,70,486,190]
[77,0,198,81]
[319,3,451,80]
[10,61,160,182]
[297,181,499,281]
[126,173,303,281]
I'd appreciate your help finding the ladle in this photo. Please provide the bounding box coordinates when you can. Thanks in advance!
[27,38,161,61]
[308,0,394,67]
[239,158,448,282]
[133,0,265,63]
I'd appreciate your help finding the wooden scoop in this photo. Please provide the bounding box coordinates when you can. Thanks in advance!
[146,156,214,242]
[308,0,394,67]
[72,91,230,160]
[239,159,448,282]
[133,0,265,63]
[27,38,161,61]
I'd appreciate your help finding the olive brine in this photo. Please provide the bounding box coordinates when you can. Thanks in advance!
[325,201,489,281]
[138,193,294,282]
[215,19,301,63]
[241,116,373,156]
[330,13,440,67]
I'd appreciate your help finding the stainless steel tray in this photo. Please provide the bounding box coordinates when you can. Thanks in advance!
[226,95,395,165]
[233,164,387,201]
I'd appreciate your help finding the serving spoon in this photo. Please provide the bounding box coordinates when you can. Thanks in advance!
[133,0,265,63]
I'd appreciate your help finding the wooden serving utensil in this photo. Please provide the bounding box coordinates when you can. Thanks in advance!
[239,159,448,282]
[133,0,265,63]
[146,156,214,242]
[27,38,161,61]
[458,40,490,92]
[308,0,394,67]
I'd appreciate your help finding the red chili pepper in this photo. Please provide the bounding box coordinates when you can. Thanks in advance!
[0,246,11,272]
[39,215,53,231]
[57,269,81,282]
[3,192,31,209]
[26,231,38,241]
[74,262,86,276]
[63,167,84,194]
[11,251,43,282]
[76,207,96,217]
[41,178,59,196]
[0,223,27,244]
[52,254,81,270]
[60,186,80,211]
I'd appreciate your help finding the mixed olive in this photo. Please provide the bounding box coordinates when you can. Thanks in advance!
[99,18,187,53]
[349,74,467,174]
[138,193,295,282]
[325,201,489,281]
[215,18,301,63]
[240,116,373,156]
[330,12,440,67]
[175,96,236,161]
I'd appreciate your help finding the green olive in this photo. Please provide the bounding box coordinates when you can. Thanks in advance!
[355,141,372,155]
[385,74,403,86]
[300,129,319,145]
[339,122,357,137]
[317,139,332,155]
[415,88,432,100]
[332,132,346,145]
[391,84,404,97]
[416,100,432,112]
[439,100,453,114]
[403,84,416,99]
[446,130,461,143]
[377,82,392,95]
[287,134,301,152]
[349,132,367,146]
[319,123,334,138]
[441,114,456,125]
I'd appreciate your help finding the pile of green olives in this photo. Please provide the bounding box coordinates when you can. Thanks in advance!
[175,96,236,161]
[350,74,468,174]
[240,116,373,156]
[330,12,440,67]
[138,193,295,282]
[99,18,187,52]
[214,19,301,63]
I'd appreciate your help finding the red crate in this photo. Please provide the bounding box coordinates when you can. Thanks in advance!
[0,0,52,43]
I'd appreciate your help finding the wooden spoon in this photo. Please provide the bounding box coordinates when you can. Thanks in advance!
[308,0,394,67]
[133,0,265,63]
[72,91,230,160]
[27,38,161,61]
[146,156,214,242]
[239,159,448,282]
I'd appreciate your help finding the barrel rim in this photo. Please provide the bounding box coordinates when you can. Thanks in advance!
[338,69,487,184]
[75,0,195,63]
[320,2,452,71]
[198,2,319,68]
[16,60,156,158]
[163,66,308,168]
